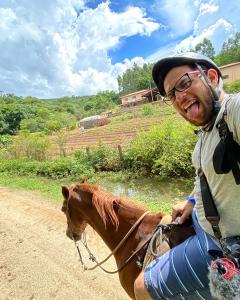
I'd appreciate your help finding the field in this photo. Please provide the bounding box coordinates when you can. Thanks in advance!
[50,102,178,156]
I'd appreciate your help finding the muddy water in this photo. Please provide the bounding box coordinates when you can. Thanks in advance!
[93,176,193,213]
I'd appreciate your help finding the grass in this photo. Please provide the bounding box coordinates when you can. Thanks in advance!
[0,173,70,202]
[0,171,192,213]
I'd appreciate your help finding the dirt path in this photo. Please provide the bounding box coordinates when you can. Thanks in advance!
[0,187,130,300]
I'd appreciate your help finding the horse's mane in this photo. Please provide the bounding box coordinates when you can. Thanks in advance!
[77,182,147,230]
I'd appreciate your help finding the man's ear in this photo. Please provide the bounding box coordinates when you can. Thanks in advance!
[207,68,218,87]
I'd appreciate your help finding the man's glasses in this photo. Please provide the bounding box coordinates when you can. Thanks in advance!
[164,70,206,104]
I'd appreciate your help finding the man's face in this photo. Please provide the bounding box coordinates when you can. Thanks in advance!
[163,65,217,126]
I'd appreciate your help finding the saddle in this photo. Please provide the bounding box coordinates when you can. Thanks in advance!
[142,215,195,269]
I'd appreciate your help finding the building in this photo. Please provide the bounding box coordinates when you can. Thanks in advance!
[120,88,161,107]
[219,62,240,84]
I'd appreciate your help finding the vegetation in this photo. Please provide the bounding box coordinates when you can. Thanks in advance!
[191,32,240,66]
[224,80,240,93]
[192,38,215,60]
[0,32,240,208]
[0,91,120,135]
[215,32,240,66]
[117,63,155,95]
[0,118,197,180]
[124,120,197,177]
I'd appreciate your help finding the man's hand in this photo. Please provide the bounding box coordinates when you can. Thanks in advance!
[172,200,194,224]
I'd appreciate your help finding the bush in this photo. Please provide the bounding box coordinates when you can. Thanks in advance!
[152,121,197,177]
[5,131,51,160]
[124,119,197,178]
[141,103,156,116]
[0,157,95,180]
[0,159,41,175]
[87,142,121,171]
[0,134,13,148]
[224,80,240,93]
[75,145,121,172]
[37,157,94,179]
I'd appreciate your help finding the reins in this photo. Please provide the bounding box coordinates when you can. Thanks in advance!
[66,197,150,273]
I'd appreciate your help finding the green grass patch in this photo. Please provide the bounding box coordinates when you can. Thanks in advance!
[0,173,71,202]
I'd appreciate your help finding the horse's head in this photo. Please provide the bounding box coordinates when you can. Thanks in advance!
[61,184,88,241]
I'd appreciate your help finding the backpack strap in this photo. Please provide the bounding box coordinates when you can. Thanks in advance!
[198,168,222,240]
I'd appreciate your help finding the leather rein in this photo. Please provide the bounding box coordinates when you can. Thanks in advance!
[66,196,151,274]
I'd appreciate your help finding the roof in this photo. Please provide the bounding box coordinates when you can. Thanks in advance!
[219,61,240,69]
[80,115,102,122]
[142,87,160,97]
[120,88,150,98]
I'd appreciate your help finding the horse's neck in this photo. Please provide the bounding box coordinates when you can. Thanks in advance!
[89,206,146,252]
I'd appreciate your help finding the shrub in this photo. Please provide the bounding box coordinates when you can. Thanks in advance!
[36,157,94,179]
[0,134,13,148]
[141,103,156,116]
[0,157,94,180]
[224,80,240,93]
[75,142,121,172]
[124,119,197,178]
[152,121,197,177]
[87,142,121,171]
[0,159,41,175]
[4,131,51,161]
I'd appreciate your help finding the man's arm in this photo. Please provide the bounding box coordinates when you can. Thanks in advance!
[172,190,195,224]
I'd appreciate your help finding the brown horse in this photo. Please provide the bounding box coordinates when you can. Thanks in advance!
[62,182,195,299]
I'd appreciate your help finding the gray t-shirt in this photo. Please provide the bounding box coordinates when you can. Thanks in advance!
[192,93,240,238]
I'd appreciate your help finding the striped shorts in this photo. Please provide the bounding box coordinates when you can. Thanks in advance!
[144,211,222,299]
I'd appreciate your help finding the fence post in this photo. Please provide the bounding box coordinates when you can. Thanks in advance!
[86,146,90,157]
[118,144,124,161]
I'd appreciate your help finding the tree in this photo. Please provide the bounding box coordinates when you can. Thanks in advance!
[193,38,215,60]
[214,32,240,66]
[117,63,154,95]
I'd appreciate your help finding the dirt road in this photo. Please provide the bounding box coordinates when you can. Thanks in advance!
[0,187,130,300]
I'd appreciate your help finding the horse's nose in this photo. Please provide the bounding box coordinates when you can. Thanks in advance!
[66,229,81,241]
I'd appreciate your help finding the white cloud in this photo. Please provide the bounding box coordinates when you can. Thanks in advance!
[151,0,198,36]
[0,1,159,98]
[149,0,240,64]
[176,18,233,53]
[112,57,146,77]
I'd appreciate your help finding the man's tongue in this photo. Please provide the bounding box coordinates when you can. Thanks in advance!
[186,102,199,119]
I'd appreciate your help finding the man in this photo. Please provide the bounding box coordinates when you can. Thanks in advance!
[134,52,240,299]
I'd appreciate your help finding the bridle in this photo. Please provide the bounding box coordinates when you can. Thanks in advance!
[65,194,151,274]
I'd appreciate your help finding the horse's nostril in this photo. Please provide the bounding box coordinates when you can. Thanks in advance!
[73,233,81,241]
[66,229,81,241]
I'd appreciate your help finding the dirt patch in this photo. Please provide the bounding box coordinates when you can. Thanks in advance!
[0,187,130,300]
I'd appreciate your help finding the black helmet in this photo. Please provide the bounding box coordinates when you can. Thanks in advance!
[152,52,222,96]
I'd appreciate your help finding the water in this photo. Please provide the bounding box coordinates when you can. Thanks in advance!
[91,175,193,213]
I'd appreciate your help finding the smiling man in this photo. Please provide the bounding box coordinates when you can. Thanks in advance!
[134,52,240,299]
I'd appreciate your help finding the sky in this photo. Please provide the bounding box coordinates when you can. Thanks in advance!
[0,0,239,99]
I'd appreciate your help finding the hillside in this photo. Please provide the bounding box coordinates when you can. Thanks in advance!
[50,102,178,156]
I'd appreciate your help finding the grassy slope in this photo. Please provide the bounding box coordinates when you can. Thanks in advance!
[50,102,179,156]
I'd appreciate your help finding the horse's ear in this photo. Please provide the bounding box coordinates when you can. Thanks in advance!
[62,186,69,200]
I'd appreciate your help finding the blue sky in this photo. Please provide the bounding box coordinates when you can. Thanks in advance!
[0,0,239,98]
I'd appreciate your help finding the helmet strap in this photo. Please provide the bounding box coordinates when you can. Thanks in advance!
[195,63,221,114]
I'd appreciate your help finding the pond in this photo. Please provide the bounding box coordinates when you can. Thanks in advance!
[90,174,193,214]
